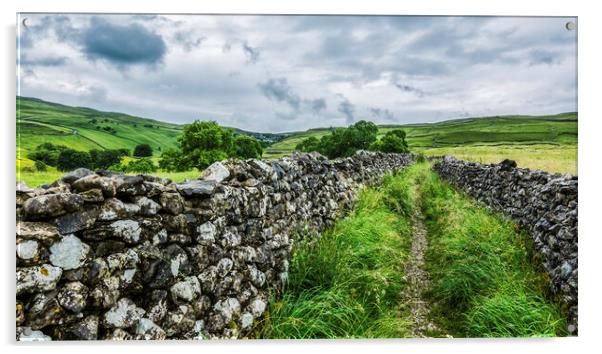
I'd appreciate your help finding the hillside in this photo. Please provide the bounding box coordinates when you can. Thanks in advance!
[264,112,578,175]
[16,96,287,159]
[264,112,577,158]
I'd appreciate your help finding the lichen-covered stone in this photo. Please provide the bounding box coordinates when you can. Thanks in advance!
[56,207,99,234]
[16,221,59,244]
[78,188,105,203]
[49,235,90,270]
[110,220,142,244]
[175,180,216,197]
[69,315,99,340]
[201,161,230,183]
[103,298,145,328]
[159,192,184,214]
[170,276,201,302]
[62,168,94,184]
[17,264,62,295]
[23,193,84,219]
[72,174,116,197]
[17,240,39,260]
[213,298,241,323]
[25,292,63,329]
[17,327,52,341]
[58,281,89,313]
[135,318,166,340]
[196,221,216,245]
[134,196,161,216]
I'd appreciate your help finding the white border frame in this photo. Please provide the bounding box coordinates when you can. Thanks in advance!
[2,1,599,354]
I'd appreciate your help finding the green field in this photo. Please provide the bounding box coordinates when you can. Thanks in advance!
[16,96,578,187]
[265,113,578,175]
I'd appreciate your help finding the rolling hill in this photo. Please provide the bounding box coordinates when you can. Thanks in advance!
[264,112,577,158]
[16,96,287,160]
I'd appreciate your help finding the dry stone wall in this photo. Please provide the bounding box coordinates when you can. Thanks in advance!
[433,156,578,331]
[15,151,414,341]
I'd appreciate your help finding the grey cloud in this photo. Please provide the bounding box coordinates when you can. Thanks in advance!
[370,107,396,121]
[306,98,327,114]
[19,15,78,49]
[337,96,355,124]
[19,54,69,67]
[82,17,166,66]
[242,41,260,63]
[528,49,558,66]
[174,31,206,51]
[258,78,327,116]
[393,82,425,97]
[258,78,301,111]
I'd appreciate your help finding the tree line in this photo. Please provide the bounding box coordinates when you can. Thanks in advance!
[26,120,410,175]
[295,120,409,158]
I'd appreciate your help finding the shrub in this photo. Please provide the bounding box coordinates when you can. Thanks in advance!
[57,149,92,171]
[295,136,320,153]
[123,158,158,173]
[232,134,263,159]
[34,160,47,172]
[28,143,69,167]
[133,143,153,157]
[89,149,128,169]
[159,148,191,172]
[371,129,409,154]
[295,120,379,158]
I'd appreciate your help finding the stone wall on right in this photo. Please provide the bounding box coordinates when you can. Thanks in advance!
[433,156,578,332]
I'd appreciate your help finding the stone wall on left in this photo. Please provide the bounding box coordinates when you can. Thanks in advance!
[16,151,414,341]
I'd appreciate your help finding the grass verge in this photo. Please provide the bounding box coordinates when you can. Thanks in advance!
[256,171,415,339]
[418,163,566,337]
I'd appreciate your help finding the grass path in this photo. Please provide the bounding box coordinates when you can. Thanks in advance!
[399,184,444,337]
[253,162,567,338]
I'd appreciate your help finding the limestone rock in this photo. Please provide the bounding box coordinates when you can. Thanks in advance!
[17,264,62,295]
[103,298,145,328]
[16,221,59,244]
[62,168,94,184]
[201,161,230,183]
[170,276,201,302]
[23,193,84,219]
[176,180,216,197]
[72,175,116,197]
[58,281,89,313]
[49,235,90,270]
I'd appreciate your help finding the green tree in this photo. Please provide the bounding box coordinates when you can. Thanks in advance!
[231,135,263,159]
[133,143,153,157]
[29,143,69,166]
[371,129,409,153]
[123,158,158,173]
[296,120,379,159]
[34,160,47,172]
[295,136,321,153]
[158,148,192,172]
[89,149,127,169]
[57,149,92,171]
[178,121,234,170]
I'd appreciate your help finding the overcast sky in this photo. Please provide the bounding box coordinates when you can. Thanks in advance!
[17,14,577,133]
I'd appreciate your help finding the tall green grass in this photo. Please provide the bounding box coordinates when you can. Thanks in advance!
[418,163,566,337]
[257,174,414,339]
